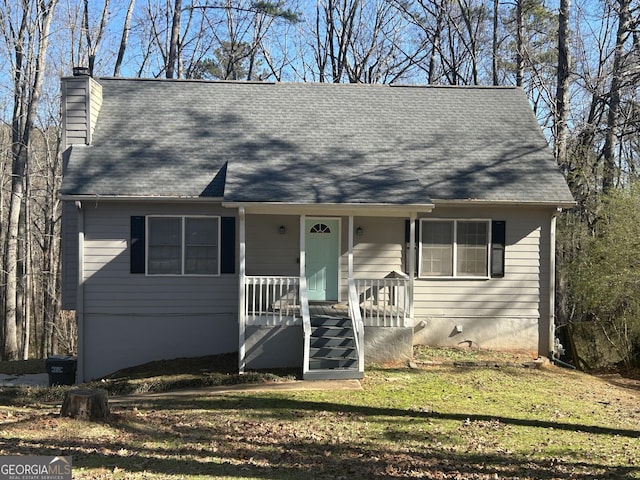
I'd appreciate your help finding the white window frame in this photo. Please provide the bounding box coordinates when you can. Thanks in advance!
[419,218,491,279]
[146,215,220,276]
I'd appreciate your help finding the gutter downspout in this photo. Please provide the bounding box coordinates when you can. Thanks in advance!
[75,201,85,383]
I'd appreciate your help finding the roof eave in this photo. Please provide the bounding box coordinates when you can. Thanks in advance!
[60,194,224,202]
[432,199,577,209]
[60,195,576,211]
[222,201,435,216]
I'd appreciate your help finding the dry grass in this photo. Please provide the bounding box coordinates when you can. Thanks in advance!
[0,358,46,375]
[0,349,639,479]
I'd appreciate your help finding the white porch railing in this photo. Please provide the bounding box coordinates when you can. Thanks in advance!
[300,277,311,378]
[348,279,365,373]
[244,276,300,326]
[355,272,410,327]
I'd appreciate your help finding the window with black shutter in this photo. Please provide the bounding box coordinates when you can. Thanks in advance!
[130,215,236,275]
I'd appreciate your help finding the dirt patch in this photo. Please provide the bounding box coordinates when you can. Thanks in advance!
[595,371,640,393]
[413,345,540,365]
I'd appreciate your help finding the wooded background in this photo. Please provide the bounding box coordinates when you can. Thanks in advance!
[1,0,638,367]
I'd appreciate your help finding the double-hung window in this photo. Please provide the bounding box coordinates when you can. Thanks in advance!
[420,219,491,278]
[147,216,219,275]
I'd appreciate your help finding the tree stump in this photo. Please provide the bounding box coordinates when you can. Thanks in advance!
[61,389,109,420]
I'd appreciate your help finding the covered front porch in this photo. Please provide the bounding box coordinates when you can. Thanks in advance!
[233,206,429,380]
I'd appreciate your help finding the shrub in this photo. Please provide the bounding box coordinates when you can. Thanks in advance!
[561,185,640,368]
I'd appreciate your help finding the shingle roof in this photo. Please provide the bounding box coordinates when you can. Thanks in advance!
[61,78,574,205]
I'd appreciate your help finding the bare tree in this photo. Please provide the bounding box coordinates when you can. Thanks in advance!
[1,0,59,360]
[308,0,416,83]
[602,0,635,192]
[187,0,300,81]
[83,0,110,75]
[114,0,136,76]
[390,0,490,85]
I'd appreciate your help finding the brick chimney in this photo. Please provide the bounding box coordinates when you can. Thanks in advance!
[61,69,102,151]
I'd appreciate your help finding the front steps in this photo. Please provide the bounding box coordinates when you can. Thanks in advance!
[305,315,363,380]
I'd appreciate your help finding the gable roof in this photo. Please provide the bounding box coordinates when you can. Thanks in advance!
[61,78,574,206]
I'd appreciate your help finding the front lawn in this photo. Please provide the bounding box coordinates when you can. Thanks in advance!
[0,352,638,479]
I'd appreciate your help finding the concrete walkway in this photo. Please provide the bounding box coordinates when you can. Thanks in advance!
[109,379,363,404]
[1,373,362,405]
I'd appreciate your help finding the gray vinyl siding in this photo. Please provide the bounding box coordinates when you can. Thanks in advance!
[245,214,299,276]
[60,201,78,310]
[350,217,404,277]
[62,76,102,148]
[80,201,238,380]
[413,206,550,321]
[82,202,237,314]
[341,217,404,299]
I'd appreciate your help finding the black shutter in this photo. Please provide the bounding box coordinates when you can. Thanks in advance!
[220,216,236,274]
[130,216,146,274]
[491,220,506,278]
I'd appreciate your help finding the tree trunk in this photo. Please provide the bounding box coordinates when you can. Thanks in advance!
[83,0,110,75]
[554,0,571,170]
[4,151,24,360]
[602,0,631,193]
[166,0,182,78]
[429,4,445,84]
[492,0,499,85]
[114,0,136,76]
[515,0,524,86]
[22,170,32,360]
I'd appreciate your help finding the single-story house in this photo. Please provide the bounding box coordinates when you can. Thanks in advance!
[60,74,574,382]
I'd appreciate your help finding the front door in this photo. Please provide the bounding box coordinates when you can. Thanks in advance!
[305,218,339,301]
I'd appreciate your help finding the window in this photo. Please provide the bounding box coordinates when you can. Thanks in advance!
[421,221,453,276]
[310,223,331,234]
[420,219,491,278]
[147,216,219,275]
[148,217,182,274]
[456,221,488,276]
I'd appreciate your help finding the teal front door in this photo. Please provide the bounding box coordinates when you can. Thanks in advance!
[305,218,339,301]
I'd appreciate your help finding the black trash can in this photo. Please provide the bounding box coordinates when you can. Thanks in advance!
[45,355,77,386]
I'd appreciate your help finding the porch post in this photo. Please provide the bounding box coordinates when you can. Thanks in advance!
[549,210,559,358]
[348,216,354,279]
[238,207,246,373]
[299,214,306,278]
[409,212,416,322]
